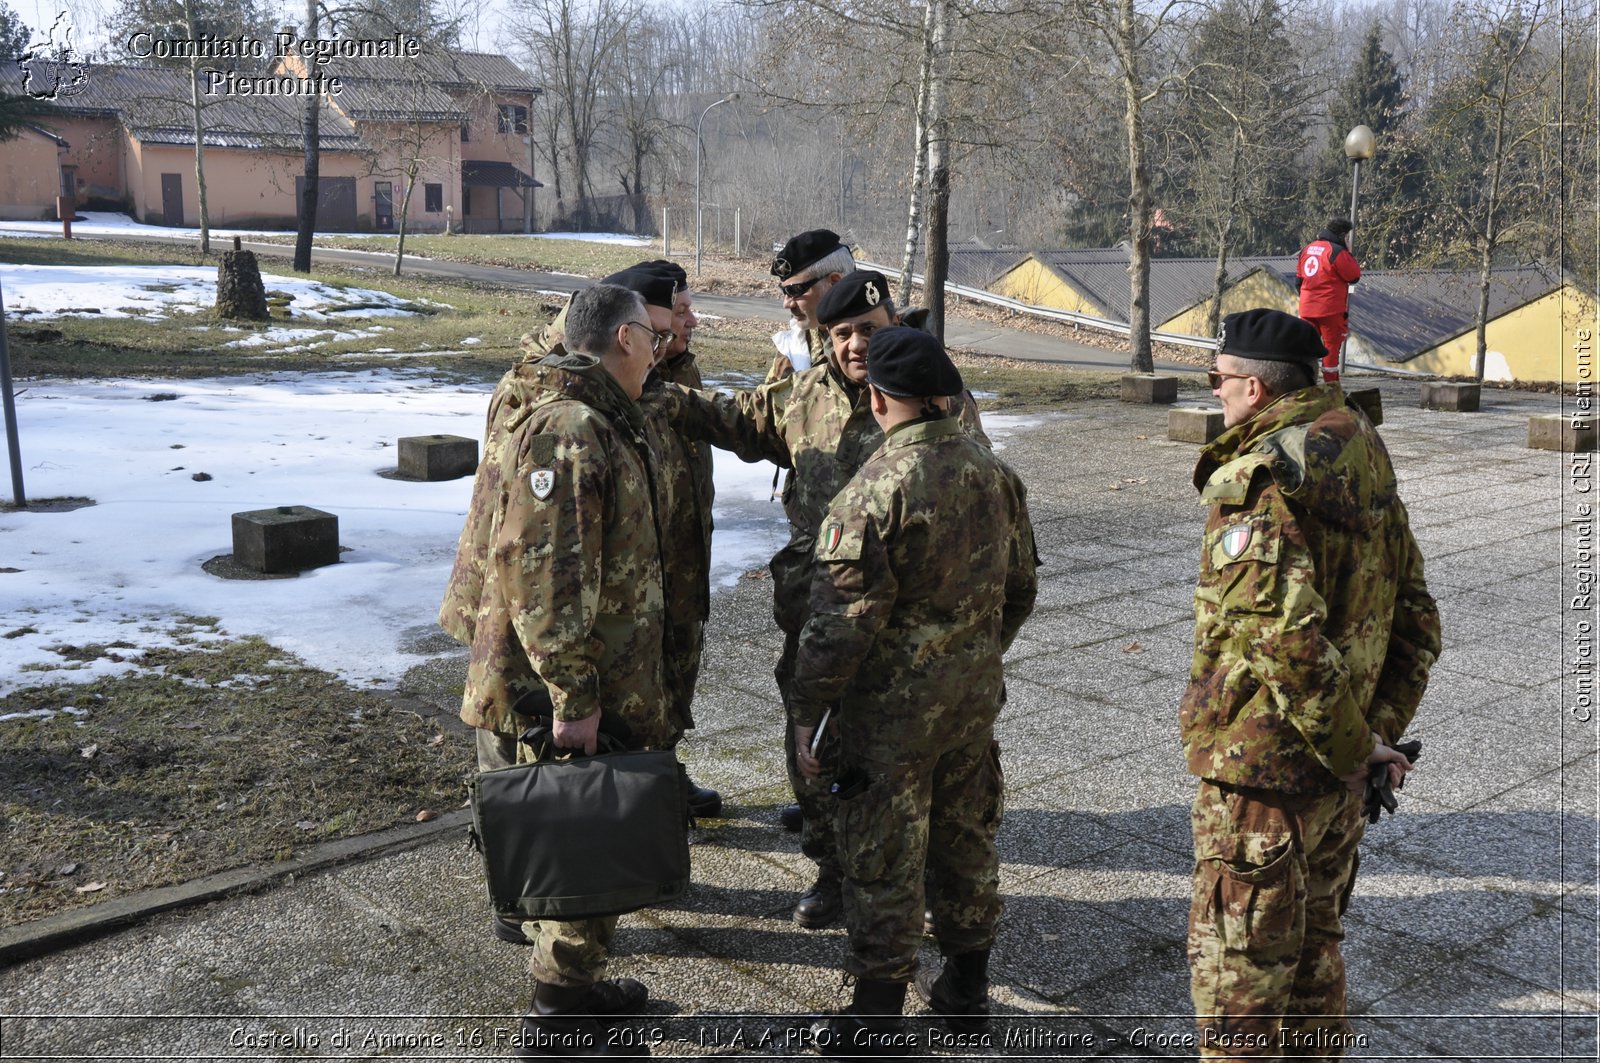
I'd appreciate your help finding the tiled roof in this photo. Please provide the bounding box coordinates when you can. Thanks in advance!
[462,159,541,188]
[316,50,539,94]
[330,77,463,122]
[1,64,367,151]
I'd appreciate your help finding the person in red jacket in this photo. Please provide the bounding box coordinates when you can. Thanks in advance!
[1296,218,1362,383]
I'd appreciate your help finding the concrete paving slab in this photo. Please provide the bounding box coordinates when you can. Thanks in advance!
[0,380,1589,1061]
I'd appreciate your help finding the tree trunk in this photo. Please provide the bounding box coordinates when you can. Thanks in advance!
[1473,44,1517,382]
[293,0,319,272]
[896,0,938,308]
[394,166,419,277]
[922,0,952,340]
[184,0,209,254]
[1120,0,1154,373]
[1206,131,1244,338]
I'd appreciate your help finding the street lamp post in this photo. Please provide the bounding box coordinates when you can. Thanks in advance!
[695,94,737,276]
[1341,124,1376,377]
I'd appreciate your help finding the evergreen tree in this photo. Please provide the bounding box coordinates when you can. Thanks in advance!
[1311,23,1424,267]
[0,2,31,59]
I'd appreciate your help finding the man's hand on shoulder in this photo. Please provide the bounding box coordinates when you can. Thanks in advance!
[553,711,601,755]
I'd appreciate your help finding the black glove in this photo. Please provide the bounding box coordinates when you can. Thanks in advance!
[1363,738,1422,825]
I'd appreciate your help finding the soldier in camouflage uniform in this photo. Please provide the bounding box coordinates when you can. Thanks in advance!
[786,326,1037,1055]
[664,271,987,930]
[610,261,723,818]
[438,283,670,1055]
[765,228,853,385]
[1182,308,1440,1059]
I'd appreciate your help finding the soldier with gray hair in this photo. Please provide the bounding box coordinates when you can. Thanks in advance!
[438,281,671,1056]
[1184,307,1440,1056]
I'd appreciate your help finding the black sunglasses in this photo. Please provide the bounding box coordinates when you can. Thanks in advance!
[779,276,825,299]
[1206,370,1253,389]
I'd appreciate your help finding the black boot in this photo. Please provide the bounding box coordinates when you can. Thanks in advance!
[792,870,843,929]
[517,979,651,1060]
[816,978,912,1058]
[779,803,803,832]
[685,775,722,818]
[493,914,532,945]
[913,948,990,1034]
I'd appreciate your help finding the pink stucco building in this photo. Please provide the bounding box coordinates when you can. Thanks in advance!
[0,49,543,234]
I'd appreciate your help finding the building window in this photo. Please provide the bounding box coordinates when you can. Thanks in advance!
[425,183,442,213]
[498,104,528,134]
[462,187,472,214]
[460,122,470,143]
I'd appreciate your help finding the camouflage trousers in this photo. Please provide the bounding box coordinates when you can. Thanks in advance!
[665,619,705,741]
[777,629,841,878]
[1188,779,1365,1059]
[834,734,1005,983]
[476,729,619,987]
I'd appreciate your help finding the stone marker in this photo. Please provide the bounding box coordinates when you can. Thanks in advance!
[232,506,339,574]
[1421,381,1481,413]
[1169,406,1226,444]
[1345,386,1383,426]
[398,434,478,481]
[1528,414,1598,453]
[216,239,269,321]
[1121,373,1178,405]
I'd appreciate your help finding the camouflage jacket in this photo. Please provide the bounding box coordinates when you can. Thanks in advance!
[1180,386,1441,793]
[765,326,830,385]
[788,416,1038,755]
[438,354,671,746]
[667,356,988,635]
[651,349,715,545]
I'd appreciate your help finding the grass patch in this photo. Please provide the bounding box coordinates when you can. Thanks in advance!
[0,635,471,927]
[258,232,653,280]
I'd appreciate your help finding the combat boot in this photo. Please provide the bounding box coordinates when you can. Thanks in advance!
[779,803,803,832]
[684,774,722,819]
[814,977,912,1058]
[913,948,989,1034]
[493,914,531,945]
[792,869,843,928]
[516,979,651,1061]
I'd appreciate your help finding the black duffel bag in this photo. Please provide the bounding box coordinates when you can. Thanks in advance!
[469,719,690,921]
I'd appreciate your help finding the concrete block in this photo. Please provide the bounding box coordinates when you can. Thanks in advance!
[1168,406,1225,444]
[232,506,339,574]
[1121,374,1178,405]
[1345,386,1383,426]
[1528,414,1598,453]
[1421,381,1482,413]
[398,434,477,481]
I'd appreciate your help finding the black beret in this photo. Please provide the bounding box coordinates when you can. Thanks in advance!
[816,270,892,326]
[645,259,688,293]
[1219,308,1327,364]
[600,265,676,310]
[866,326,964,398]
[771,228,844,280]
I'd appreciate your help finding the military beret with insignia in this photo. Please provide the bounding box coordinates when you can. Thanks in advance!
[1218,308,1327,365]
[771,228,844,280]
[816,270,891,326]
[601,265,676,309]
[866,325,964,398]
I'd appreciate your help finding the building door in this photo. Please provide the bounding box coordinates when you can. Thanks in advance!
[374,181,393,230]
[160,173,183,226]
[295,176,357,231]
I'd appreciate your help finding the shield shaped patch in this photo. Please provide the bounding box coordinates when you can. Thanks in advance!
[1220,524,1252,559]
[530,469,555,500]
[822,523,842,553]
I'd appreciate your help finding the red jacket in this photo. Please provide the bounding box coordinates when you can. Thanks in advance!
[1296,233,1361,318]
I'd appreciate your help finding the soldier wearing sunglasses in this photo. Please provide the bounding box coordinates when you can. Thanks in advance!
[766,228,855,385]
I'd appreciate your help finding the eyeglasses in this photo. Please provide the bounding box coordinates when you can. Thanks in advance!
[1206,370,1254,389]
[624,320,675,352]
[779,275,825,299]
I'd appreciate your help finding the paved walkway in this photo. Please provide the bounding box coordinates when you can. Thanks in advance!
[0,380,1594,1061]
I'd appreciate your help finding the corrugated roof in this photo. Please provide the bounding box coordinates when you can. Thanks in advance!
[1029,248,1298,324]
[946,248,1027,290]
[1349,265,1566,364]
